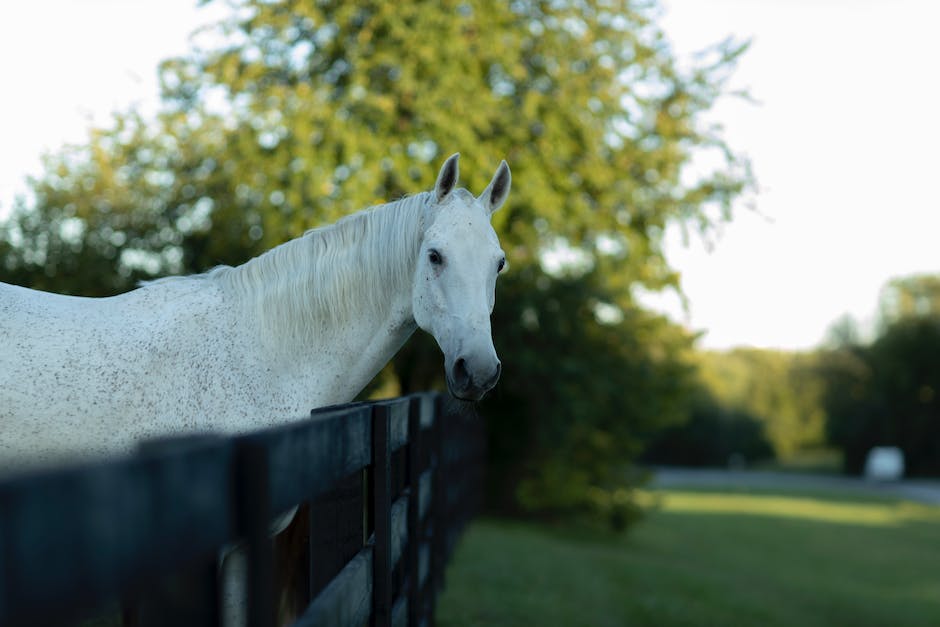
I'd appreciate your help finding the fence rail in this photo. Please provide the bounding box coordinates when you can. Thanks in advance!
[0,392,484,627]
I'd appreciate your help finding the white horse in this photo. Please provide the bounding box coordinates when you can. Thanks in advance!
[0,153,509,476]
[1,153,509,624]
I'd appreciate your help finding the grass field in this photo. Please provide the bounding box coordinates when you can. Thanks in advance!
[436,486,940,627]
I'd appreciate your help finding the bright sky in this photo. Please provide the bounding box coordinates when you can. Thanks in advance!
[1,1,938,351]
[655,0,940,349]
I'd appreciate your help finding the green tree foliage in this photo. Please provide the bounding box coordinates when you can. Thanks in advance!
[0,111,256,295]
[478,267,697,522]
[694,349,826,459]
[0,0,752,522]
[643,389,774,467]
[820,308,940,476]
[879,274,940,325]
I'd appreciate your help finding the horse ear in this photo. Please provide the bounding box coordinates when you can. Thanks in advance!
[480,160,511,214]
[435,153,460,202]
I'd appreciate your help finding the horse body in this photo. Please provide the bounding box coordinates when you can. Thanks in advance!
[2,278,234,467]
[0,205,418,473]
[0,154,510,479]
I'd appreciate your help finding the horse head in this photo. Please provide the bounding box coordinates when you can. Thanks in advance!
[412,154,510,401]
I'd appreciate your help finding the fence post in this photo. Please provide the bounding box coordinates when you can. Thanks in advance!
[407,396,421,627]
[234,438,276,627]
[372,404,392,627]
[431,394,447,611]
[130,435,224,627]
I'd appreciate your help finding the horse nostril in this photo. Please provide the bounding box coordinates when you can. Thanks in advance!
[453,357,470,387]
[482,360,501,389]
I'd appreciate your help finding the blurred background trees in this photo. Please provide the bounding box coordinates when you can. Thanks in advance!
[646,279,940,480]
[14,0,938,530]
[817,276,940,477]
[642,348,819,470]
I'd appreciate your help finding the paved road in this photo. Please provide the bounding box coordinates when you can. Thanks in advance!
[649,467,940,506]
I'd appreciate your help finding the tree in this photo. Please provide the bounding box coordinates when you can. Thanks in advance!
[643,389,774,468]
[0,112,249,296]
[821,314,940,476]
[879,274,940,326]
[1,0,753,522]
[820,276,940,476]
[694,349,826,459]
[477,267,697,523]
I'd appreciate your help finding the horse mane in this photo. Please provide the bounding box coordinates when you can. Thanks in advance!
[156,191,433,351]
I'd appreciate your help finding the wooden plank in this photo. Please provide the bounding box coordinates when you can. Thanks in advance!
[418,543,430,590]
[234,437,275,627]
[372,398,410,453]
[372,404,392,627]
[418,470,432,522]
[0,438,234,626]
[408,397,421,627]
[294,546,373,627]
[133,558,219,627]
[389,494,408,572]
[390,447,408,503]
[0,519,5,623]
[391,595,409,627]
[431,395,446,595]
[133,435,226,627]
[250,404,372,515]
[309,472,365,600]
[415,393,437,430]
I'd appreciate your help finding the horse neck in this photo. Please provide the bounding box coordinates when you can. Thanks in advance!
[220,193,429,378]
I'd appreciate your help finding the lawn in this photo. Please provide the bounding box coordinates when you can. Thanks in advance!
[435,486,940,627]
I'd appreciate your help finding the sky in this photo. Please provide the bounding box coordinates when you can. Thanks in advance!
[1,0,938,351]
[654,0,940,349]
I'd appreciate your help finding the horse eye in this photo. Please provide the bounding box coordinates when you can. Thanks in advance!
[428,249,443,265]
[497,257,506,273]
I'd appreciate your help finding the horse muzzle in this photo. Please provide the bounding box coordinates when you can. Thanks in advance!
[446,352,501,401]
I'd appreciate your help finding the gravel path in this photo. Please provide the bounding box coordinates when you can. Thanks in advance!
[649,467,940,506]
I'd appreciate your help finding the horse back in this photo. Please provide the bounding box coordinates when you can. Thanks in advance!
[0,279,238,472]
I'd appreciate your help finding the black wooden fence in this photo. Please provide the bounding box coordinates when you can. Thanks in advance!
[0,392,484,627]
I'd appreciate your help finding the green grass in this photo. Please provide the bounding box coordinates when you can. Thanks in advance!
[436,487,940,627]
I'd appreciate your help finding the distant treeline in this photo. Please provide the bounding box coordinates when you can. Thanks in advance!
[646,274,940,477]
